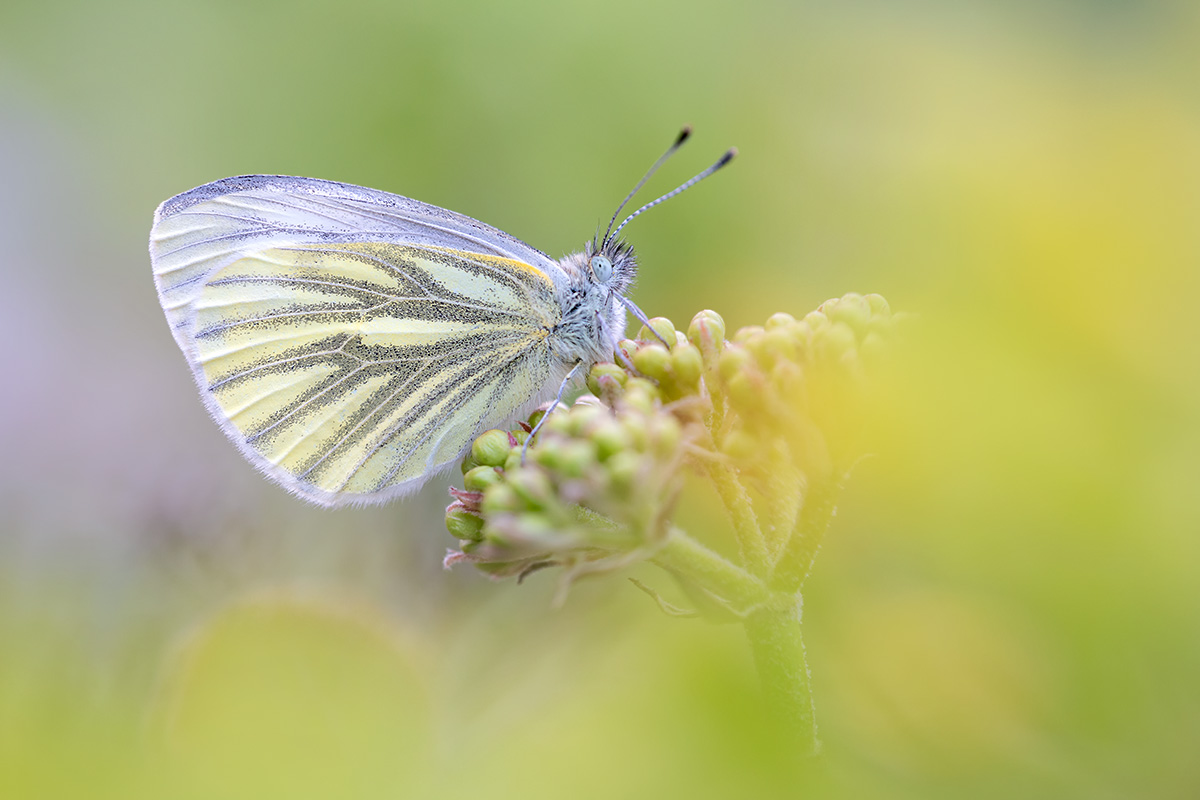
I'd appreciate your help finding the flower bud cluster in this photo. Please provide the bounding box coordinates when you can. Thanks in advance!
[445,295,901,589]
[444,381,694,582]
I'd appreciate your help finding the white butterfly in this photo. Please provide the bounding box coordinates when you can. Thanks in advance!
[149,129,734,507]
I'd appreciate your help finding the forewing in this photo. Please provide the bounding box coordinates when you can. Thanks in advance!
[149,177,564,507]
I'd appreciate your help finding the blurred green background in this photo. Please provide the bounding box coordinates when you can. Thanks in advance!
[2,0,1198,797]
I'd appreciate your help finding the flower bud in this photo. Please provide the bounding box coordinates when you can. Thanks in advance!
[803,310,829,332]
[638,317,677,348]
[507,467,554,508]
[632,343,671,381]
[592,419,632,461]
[817,321,858,361]
[824,293,870,337]
[445,504,485,541]
[865,293,891,317]
[687,310,726,364]
[733,325,764,345]
[765,312,796,330]
[471,429,512,467]
[671,342,703,389]
[718,344,753,382]
[587,362,628,397]
[617,338,640,364]
[464,465,503,493]
[480,483,520,515]
[606,451,643,495]
[647,415,682,458]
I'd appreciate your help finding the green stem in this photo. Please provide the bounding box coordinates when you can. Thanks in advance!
[771,477,839,594]
[651,528,772,611]
[707,462,770,575]
[743,601,819,758]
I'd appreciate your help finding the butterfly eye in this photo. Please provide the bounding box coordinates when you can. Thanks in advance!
[590,254,614,283]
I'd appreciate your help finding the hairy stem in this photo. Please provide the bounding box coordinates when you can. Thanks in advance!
[707,461,770,575]
[651,528,772,611]
[744,601,819,758]
[770,477,839,594]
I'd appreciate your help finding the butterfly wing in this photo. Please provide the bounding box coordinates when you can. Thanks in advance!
[150,176,567,507]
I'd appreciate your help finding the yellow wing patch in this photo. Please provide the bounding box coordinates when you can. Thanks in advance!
[186,241,559,504]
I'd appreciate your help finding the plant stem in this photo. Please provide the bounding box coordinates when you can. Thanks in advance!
[707,461,770,575]
[771,477,839,594]
[651,528,771,611]
[743,600,819,758]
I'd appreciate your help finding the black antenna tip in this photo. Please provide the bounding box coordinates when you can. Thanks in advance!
[675,126,693,146]
[717,147,738,168]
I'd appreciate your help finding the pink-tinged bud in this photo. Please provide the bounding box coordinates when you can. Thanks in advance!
[445,504,485,541]
[617,339,640,364]
[587,362,628,397]
[687,310,726,366]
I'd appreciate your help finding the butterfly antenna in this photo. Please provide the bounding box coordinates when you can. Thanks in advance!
[609,147,737,242]
[601,126,693,248]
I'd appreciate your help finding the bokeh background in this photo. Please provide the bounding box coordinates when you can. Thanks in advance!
[2,0,1198,797]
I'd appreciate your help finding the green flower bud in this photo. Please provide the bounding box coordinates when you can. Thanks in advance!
[733,325,765,345]
[771,359,805,399]
[825,293,870,337]
[567,404,608,437]
[687,310,726,363]
[765,312,796,330]
[481,483,520,515]
[554,440,597,479]
[617,338,640,364]
[647,415,682,457]
[587,362,628,396]
[865,293,891,317]
[803,311,829,332]
[718,344,753,382]
[464,465,503,492]
[632,343,671,381]
[606,451,643,494]
[471,429,513,468]
[508,467,554,508]
[638,317,677,348]
[817,321,858,361]
[725,371,765,411]
[592,419,632,461]
[621,379,660,414]
[445,505,485,541]
[504,447,524,472]
[619,415,650,451]
[671,342,703,388]
[754,328,797,370]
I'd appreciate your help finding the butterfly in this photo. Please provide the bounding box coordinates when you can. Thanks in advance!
[149,128,734,508]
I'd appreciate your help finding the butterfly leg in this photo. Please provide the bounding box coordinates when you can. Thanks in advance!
[521,360,586,465]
